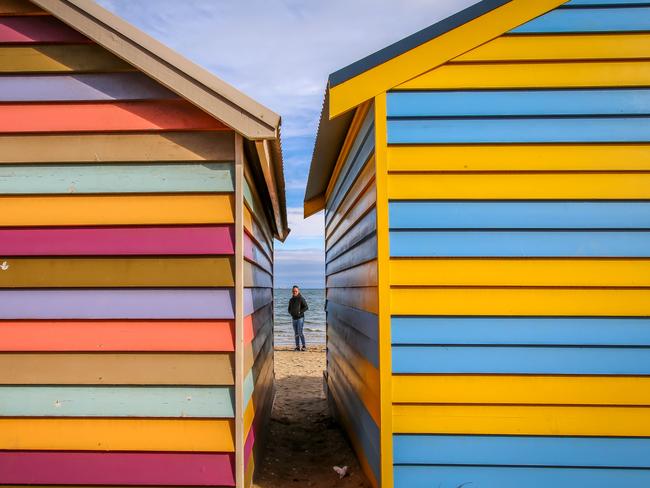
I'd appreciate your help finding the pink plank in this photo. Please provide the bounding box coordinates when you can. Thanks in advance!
[245,426,256,467]
[0,451,235,486]
[0,16,90,43]
[0,225,234,255]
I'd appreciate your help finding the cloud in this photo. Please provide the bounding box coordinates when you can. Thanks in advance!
[274,248,325,288]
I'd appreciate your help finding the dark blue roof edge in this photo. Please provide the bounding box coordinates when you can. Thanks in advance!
[328,0,513,88]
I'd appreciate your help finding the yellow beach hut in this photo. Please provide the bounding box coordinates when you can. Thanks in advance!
[305,1,650,486]
[0,1,287,486]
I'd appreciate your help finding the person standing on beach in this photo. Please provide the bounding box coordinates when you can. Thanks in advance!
[288,285,308,351]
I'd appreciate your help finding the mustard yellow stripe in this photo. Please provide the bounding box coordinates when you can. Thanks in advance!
[387,144,650,172]
[390,259,650,287]
[387,173,650,200]
[393,375,650,406]
[390,288,650,316]
[398,61,650,90]
[393,404,650,436]
[0,418,234,451]
[0,194,234,226]
[456,33,650,62]
[245,453,255,488]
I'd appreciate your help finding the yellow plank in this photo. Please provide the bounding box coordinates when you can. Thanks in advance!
[398,60,650,90]
[244,453,255,488]
[327,286,378,314]
[243,397,255,439]
[328,0,566,117]
[390,288,650,316]
[327,260,378,288]
[0,257,234,288]
[456,33,650,62]
[0,46,133,73]
[390,259,650,287]
[0,418,234,451]
[393,404,650,436]
[387,144,650,172]
[393,375,650,405]
[0,194,234,226]
[388,173,650,200]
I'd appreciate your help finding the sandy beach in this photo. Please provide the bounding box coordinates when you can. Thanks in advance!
[253,347,370,488]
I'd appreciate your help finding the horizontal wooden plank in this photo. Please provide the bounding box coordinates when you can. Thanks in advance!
[244,233,272,274]
[327,286,378,314]
[0,194,234,226]
[328,332,380,401]
[388,88,650,117]
[0,352,234,385]
[392,375,650,405]
[390,231,650,257]
[512,6,650,33]
[330,311,378,368]
[456,33,650,61]
[326,180,376,250]
[392,345,650,374]
[390,287,650,316]
[0,289,235,319]
[389,258,650,287]
[0,386,234,417]
[388,173,650,199]
[244,261,273,288]
[0,163,234,194]
[0,225,235,256]
[394,465,650,488]
[327,300,378,342]
[391,317,650,346]
[392,404,650,436]
[326,208,377,263]
[327,260,378,288]
[0,101,228,133]
[245,288,273,316]
[0,320,235,351]
[389,201,650,229]
[397,60,650,89]
[0,451,235,486]
[0,257,235,287]
[0,131,235,163]
[0,418,234,451]
[387,118,650,144]
[0,15,89,42]
[0,0,46,15]
[386,144,650,171]
[326,234,377,275]
[0,45,132,72]
[244,207,273,258]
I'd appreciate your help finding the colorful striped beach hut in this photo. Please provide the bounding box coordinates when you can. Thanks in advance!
[305,1,650,486]
[0,1,287,487]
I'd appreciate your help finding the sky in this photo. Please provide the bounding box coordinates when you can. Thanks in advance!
[96,0,480,287]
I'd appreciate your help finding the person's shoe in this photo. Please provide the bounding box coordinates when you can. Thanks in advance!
[294,347,301,351]
[301,346,307,351]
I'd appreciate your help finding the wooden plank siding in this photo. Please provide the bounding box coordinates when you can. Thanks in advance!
[324,104,381,487]
[385,3,650,486]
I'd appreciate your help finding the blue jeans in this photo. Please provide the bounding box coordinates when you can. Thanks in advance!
[292,317,306,348]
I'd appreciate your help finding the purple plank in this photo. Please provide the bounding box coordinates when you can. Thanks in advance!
[0,451,235,486]
[0,73,178,102]
[0,16,90,43]
[0,289,235,319]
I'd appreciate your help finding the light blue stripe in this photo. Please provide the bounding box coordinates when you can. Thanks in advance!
[394,435,650,467]
[243,371,255,411]
[0,386,234,418]
[390,231,650,257]
[389,202,650,229]
[391,317,650,345]
[392,346,650,374]
[387,89,650,117]
[512,6,650,32]
[387,118,650,144]
[394,466,650,488]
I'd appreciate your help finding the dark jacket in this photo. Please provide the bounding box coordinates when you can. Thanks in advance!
[288,294,308,319]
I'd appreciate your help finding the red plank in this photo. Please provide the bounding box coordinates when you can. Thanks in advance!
[0,100,228,132]
[0,16,90,43]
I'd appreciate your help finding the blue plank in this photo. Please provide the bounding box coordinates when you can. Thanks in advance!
[394,435,650,467]
[387,118,650,144]
[512,6,650,32]
[392,346,650,374]
[387,89,650,117]
[327,301,379,342]
[329,313,379,367]
[243,371,254,411]
[394,465,650,488]
[389,231,650,257]
[389,202,650,230]
[391,317,650,345]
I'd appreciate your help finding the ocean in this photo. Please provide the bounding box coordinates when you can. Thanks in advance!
[273,288,326,346]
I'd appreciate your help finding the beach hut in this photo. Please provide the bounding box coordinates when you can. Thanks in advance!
[305,1,650,486]
[0,1,287,486]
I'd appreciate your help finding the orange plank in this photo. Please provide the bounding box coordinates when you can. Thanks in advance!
[0,101,228,133]
[0,321,235,351]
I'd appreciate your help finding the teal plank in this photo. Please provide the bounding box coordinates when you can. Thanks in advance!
[512,6,650,33]
[0,386,234,418]
[0,163,234,194]
[243,370,254,411]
